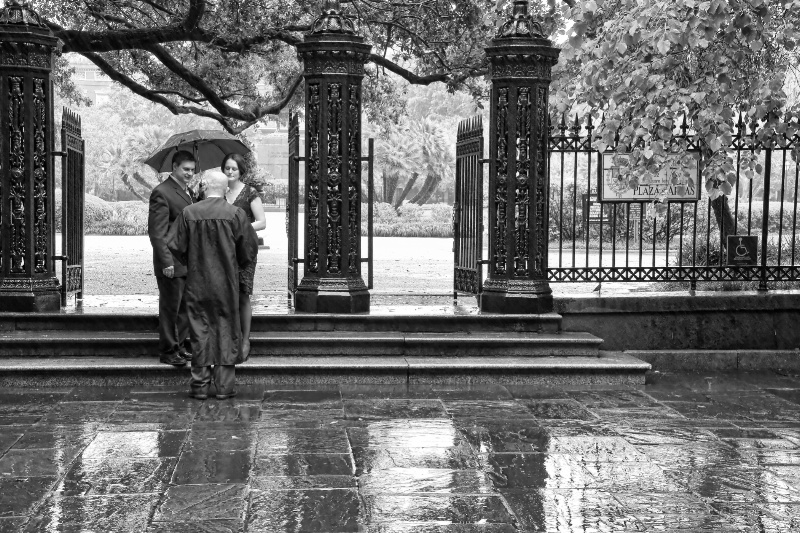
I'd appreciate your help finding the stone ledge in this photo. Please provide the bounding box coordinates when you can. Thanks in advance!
[555,290,800,314]
[626,349,800,371]
[405,352,649,371]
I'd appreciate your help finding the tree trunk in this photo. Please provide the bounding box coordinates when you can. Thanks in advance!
[382,171,399,204]
[120,173,148,202]
[410,174,441,205]
[710,194,736,262]
[394,172,418,208]
[132,172,157,196]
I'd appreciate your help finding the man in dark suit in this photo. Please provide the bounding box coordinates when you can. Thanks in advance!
[148,150,195,366]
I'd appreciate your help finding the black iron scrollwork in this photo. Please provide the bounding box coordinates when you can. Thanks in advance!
[9,76,26,273]
[326,83,343,274]
[533,86,547,277]
[514,86,532,276]
[307,84,321,273]
[33,79,47,273]
[494,88,509,276]
[347,84,360,274]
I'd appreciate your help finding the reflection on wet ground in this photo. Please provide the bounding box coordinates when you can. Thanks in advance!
[1,372,800,531]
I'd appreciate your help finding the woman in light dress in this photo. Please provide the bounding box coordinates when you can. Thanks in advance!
[221,153,266,359]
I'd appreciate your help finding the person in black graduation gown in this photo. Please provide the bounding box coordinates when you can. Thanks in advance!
[167,170,259,400]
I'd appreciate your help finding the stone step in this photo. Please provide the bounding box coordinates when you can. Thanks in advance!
[0,311,563,334]
[0,331,602,357]
[0,352,650,387]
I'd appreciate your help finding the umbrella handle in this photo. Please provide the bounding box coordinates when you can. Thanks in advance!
[193,142,199,174]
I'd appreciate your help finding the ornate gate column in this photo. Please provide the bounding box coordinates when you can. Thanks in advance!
[0,1,61,312]
[481,0,559,314]
[295,0,371,313]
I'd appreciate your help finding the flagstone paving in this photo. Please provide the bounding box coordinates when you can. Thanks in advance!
[1,371,800,532]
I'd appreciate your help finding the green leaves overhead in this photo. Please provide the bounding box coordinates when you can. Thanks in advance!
[555,0,800,201]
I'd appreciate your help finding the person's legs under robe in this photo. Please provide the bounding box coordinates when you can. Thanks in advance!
[191,366,212,396]
[213,365,236,397]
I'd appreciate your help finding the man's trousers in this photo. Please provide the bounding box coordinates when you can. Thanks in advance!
[156,275,189,356]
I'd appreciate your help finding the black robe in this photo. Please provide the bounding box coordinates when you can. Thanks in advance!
[167,197,258,366]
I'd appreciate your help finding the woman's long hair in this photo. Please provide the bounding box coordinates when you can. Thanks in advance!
[221,153,249,182]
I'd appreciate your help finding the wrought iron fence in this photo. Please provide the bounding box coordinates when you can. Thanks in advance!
[547,114,800,289]
[287,112,301,306]
[454,116,485,298]
[58,108,85,305]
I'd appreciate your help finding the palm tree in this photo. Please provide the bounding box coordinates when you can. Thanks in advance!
[97,125,172,201]
[372,122,422,208]
[407,117,453,205]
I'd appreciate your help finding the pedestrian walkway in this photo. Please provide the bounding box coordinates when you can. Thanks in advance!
[1,371,799,532]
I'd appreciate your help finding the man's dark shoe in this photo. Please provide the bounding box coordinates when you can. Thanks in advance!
[215,391,237,400]
[189,391,207,400]
[159,353,187,366]
[180,341,193,361]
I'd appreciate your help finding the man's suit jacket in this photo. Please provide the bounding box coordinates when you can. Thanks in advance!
[148,177,193,278]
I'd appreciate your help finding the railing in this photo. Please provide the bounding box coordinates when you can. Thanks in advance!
[454,115,485,300]
[547,114,800,290]
[287,112,301,307]
[55,108,85,306]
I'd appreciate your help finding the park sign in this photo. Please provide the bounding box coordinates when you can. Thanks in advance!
[726,235,758,266]
[598,152,701,203]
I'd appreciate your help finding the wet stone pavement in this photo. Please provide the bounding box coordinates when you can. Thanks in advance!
[1,372,800,532]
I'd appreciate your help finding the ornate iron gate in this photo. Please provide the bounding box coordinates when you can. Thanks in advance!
[453,116,485,301]
[287,112,301,306]
[362,139,374,291]
[58,108,85,306]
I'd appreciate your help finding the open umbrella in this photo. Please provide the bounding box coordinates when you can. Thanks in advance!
[143,129,250,173]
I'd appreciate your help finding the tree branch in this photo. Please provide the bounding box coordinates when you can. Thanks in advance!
[55,0,209,53]
[369,54,454,85]
[145,43,253,120]
[81,51,239,132]
[82,52,304,135]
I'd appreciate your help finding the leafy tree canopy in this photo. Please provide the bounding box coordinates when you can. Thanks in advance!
[32,0,800,206]
[555,0,800,204]
[37,0,514,133]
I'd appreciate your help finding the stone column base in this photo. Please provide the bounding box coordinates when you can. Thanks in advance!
[295,276,370,314]
[0,278,61,312]
[480,278,553,314]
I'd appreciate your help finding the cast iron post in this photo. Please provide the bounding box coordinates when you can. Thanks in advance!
[481,0,559,314]
[0,1,61,311]
[295,0,371,313]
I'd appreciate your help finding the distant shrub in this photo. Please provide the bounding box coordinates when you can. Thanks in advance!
[429,203,454,225]
[83,198,148,235]
[85,194,114,226]
[372,202,399,225]
[361,202,454,237]
[397,202,425,222]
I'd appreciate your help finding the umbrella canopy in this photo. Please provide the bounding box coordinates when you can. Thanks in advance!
[143,129,251,173]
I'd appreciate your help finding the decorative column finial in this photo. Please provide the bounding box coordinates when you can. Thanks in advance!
[310,0,357,35]
[496,0,545,39]
[0,0,48,27]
